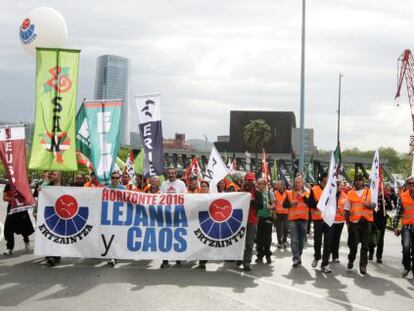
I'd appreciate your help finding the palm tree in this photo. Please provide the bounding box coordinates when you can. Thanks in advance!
[243,119,272,165]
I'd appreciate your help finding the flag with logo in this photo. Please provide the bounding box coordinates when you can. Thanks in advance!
[370,149,380,207]
[0,125,36,213]
[135,94,164,177]
[125,150,137,180]
[29,48,80,171]
[75,102,93,171]
[84,99,123,185]
[183,157,203,183]
[317,146,341,227]
[204,145,229,193]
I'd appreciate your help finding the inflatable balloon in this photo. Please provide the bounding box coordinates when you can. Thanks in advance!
[19,7,68,57]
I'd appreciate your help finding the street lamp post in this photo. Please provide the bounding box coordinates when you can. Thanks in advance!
[298,0,306,174]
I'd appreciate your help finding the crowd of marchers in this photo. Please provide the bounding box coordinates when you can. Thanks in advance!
[2,168,414,278]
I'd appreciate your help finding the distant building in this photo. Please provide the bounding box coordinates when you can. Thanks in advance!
[163,133,192,150]
[291,128,317,155]
[215,110,296,154]
[94,55,130,145]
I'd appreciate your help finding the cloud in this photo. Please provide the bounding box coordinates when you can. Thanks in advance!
[1,0,414,152]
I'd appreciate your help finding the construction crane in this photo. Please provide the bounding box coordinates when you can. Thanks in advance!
[395,49,414,130]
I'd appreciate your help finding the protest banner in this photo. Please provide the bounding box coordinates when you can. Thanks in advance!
[34,187,250,260]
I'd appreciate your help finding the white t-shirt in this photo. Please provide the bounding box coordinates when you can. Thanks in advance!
[160,179,187,194]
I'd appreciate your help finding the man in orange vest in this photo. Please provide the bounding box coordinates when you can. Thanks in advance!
[274,180,289,249]
[331,179,347,263]
[287,176,310,267]
[308,172,333,273]
[345,173,375,275]
[393,176,414,278]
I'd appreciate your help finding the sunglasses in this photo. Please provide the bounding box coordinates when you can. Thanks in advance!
[111,176,119,180]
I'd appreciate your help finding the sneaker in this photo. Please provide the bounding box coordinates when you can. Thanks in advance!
[311,259,319,268]
[160,261,170,269]
[321,265,332,273]
[3,249,12,256]
[347,262,353,270]
[197,263,206,270]
[243,263,251,271]
[236,260,242,267]
[283,242,288,249]
[360,266,367,275]
[266,256,272,264]
[402,269,409,277]
[332,258,340,264]
[46,257,56,267]
[368,254,373,261]
[292,259,299,268]
[25,242,31,252]
[255,257,263,263]
[376,258,383,264]
[277,243,282,249]
[107,259,117,267]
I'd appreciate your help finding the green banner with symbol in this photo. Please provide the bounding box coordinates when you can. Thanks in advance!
[29,48,80,171]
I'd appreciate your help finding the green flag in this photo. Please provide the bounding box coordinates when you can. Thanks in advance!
[75,103,93,171]
[134,149,144,175]
[29,48,80,171]
[271,160,278,182]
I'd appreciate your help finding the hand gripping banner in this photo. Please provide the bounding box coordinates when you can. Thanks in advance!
[34,187,250,260]
[135,94,164,176]
[29,48,80,171]
[0,125,36,213]
[84,99,123,184]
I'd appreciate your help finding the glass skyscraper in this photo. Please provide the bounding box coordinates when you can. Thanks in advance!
[94,55,130,145]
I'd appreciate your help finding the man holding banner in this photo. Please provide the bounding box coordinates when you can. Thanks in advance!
[0,125,36,256]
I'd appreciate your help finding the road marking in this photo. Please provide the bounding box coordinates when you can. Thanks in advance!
[208,287,262,311]
[226,269,379,311]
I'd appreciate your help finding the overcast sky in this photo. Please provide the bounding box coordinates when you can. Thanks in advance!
[1,0,414,152]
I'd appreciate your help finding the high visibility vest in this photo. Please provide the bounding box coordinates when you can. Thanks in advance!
[400,190,414,225]
[187,187,200,193]
[311,185,323,221]
[335,191,347,222]
[347,188,373,222]
[287,190,310,221]
[226,182,240,192]
[274,191,288,214]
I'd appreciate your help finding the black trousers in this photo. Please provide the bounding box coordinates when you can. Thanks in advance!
[256,218,273,258]
[331,223,344,260]
[313,220,333,267]
[401,227,414,271]
[4,211,34,250]
[275,214,289,244]
[369,224,386,260]
[348,221,371,268]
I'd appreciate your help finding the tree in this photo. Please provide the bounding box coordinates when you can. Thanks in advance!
[243,119,272,165]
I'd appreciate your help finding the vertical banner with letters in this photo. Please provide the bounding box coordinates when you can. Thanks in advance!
[135,94,164,176]
[84,99,122,184]
[29,48,80,171]
[0,125,36,213]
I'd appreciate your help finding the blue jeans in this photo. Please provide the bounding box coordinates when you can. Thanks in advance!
[290,220,307,261]
[401,226,414,271]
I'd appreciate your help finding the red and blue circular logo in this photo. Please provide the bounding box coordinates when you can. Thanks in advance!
[44,195,89,237]
[19,18,37,44]
[198,199,243,240]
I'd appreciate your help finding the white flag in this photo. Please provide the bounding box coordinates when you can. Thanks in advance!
[204,146,229,193]
[317,152,338,227]
[370,150,380,208]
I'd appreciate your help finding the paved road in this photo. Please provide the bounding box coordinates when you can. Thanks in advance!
[0,191,413,311]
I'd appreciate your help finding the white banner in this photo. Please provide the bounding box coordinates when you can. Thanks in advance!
[370,149,380,207]
[204,145,229,193]
[317,152,337,227]
[34,187,250,260]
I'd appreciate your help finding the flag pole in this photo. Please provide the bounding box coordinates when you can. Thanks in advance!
[337,73,343,145]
